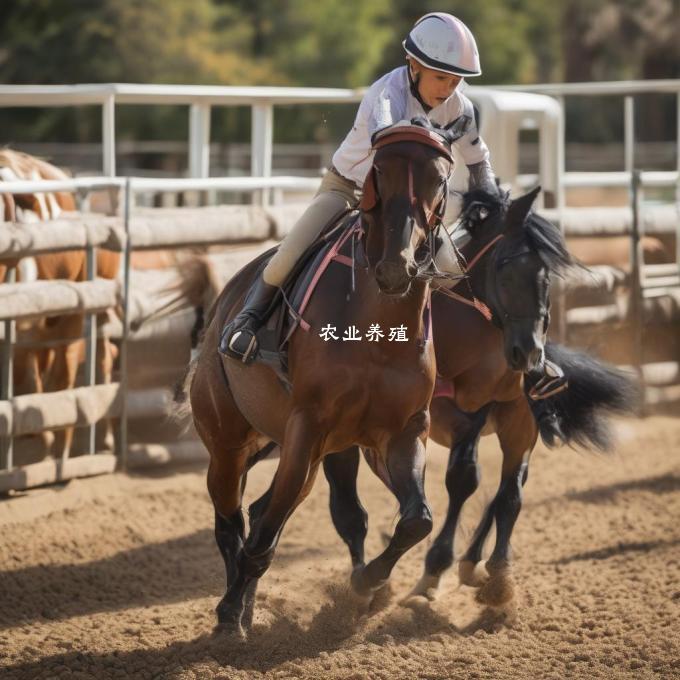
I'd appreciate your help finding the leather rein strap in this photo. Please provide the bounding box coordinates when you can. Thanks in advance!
[435,233,504,322]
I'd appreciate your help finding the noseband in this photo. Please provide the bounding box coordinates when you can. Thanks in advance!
[489,241,552,335]
[440,224,550,334]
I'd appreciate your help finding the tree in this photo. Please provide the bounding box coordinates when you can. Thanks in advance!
[369,0,561,85]
[0,0,283,144]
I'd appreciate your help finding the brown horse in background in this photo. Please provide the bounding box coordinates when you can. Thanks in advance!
[176,124,469,635]
[0,149,120,456]
[322,188,637,613]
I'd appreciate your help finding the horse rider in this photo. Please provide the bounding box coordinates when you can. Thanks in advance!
[219,12,566,411]
[220,12,497,361]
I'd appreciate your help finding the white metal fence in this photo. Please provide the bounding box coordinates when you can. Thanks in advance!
[0,80,679,490]
[2,80,678,199]
[0,173,321,490]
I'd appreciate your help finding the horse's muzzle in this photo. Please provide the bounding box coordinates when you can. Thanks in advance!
[508,344,544,372]
[375,259,416,296]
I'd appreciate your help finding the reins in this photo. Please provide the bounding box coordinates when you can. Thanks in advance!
[434,231,504,323]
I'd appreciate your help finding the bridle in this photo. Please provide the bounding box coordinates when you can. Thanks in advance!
[491,244,551,333]
[359,127,455,281]
[437,203,550,333]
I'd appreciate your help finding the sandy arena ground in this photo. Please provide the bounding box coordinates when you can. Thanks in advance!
[1,416,679,679]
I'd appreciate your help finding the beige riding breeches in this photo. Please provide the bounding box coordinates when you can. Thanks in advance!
[263,170,361,286]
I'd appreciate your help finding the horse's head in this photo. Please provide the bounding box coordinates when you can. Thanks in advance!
[0,149,74,218]
[360,122,458,296]
[463,186,573,372]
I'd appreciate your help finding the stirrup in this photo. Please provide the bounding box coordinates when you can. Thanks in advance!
[528,362,568,400]
[226,328,259,363]
[218,277,279,364]
[528,376,568,401]
[219,321,260,364]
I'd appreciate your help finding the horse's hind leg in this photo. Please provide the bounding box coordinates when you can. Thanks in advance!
[95,323,115,451]
[218,408,322,634]
[475,398,537,609]
[323,446,368,569]
[190,356,256,633]
[45,316,83,458]
[351,411,433,598]
[412,402,491,599]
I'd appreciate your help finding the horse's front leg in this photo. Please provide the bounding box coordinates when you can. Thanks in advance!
[351,411,433,598]
[323,446,367,569]
[461,398,537,610]
[411,402,492,599]
[218,409,321,634]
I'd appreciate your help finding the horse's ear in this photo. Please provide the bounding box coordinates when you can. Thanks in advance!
[463,200,493,237]
[507,185,541,230]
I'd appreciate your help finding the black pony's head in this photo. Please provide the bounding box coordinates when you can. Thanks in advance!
[460,186,573,372]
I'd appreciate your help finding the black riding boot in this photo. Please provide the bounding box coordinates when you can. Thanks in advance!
[218,278,279,363]
[529,358,567,400]
[525,358,568,447]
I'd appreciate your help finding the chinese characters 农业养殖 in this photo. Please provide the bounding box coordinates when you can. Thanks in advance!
[318,324,408,342]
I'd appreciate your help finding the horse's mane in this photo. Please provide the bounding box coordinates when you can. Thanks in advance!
[524,211,574,274]
[0,148,68,178]
[460,188,573,275]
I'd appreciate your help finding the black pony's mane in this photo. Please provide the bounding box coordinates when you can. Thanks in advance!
[460,188,574,274]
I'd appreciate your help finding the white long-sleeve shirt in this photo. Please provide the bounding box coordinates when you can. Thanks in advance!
[332,66,490,188]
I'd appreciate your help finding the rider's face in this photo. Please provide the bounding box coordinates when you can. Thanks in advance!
[409,60,462,108]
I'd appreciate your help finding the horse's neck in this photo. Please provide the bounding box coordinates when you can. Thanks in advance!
[363,278,431,343]
[460,233,497,297]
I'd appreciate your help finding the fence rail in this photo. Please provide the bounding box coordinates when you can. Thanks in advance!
[2,79,678,201]
[0,174,317,489]
[1,78,679,489]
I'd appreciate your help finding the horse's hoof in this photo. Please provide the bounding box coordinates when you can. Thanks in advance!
[350,565,373,598]
[212,620,247,641]
[240,580,259,631]
[241,601,256,632]
[368,580,394,613]
[215,599,246,638]
[458,560,489,588]
[407,572,441,601]
[350,566,389,611]
[475,566,515,608]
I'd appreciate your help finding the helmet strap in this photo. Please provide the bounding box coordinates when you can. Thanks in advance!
[407,62,432,113]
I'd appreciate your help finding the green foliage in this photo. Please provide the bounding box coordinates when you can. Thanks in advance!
[0,1,676,149]
[369,0,561,85]
[0,0,279,85]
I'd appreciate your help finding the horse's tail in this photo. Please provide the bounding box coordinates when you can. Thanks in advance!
[170,356,198,423]
[169,256,224,420]
[526,342,639,452]
[130,254,213,332]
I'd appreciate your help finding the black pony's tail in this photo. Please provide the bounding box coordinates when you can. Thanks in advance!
[525,342,640,452]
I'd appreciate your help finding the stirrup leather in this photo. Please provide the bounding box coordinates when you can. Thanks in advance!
[528,359,568,401]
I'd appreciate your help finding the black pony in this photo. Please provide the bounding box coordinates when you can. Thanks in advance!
[322,186,639,608]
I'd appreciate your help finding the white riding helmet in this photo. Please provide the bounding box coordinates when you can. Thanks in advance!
[403,13,481,77]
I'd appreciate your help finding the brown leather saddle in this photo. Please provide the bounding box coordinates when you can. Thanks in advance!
[252,210,365,386]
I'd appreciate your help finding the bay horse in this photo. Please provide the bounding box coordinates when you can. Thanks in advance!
[177,123,467,635]
[322,187,638,611]
[0,149,120,456]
